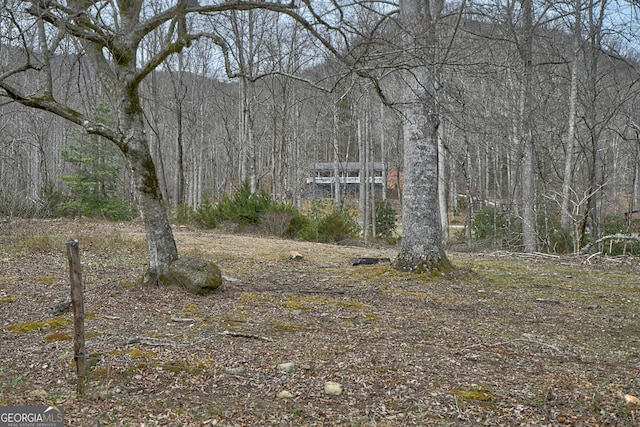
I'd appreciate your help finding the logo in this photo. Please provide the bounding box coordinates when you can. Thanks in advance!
[0,405,64,427]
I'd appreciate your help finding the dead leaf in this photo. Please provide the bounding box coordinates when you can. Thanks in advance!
[624,394,640,405]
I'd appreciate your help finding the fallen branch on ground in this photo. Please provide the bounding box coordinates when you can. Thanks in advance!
[457,338,561,353]
[219,330,274,342]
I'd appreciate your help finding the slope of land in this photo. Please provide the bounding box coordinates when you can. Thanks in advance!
[1,219,639,425]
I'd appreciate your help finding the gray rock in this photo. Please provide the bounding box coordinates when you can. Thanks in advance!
[225,367,245,376]
[277,362,296,373]
[167,256,222,295]
[49,297,71,315]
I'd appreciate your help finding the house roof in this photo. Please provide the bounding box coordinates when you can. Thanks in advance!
[310,162,385,172]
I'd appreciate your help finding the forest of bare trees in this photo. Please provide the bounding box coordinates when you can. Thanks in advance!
[1,0,639,259]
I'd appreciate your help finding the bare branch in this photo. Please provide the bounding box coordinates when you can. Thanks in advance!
[0,80,123,147]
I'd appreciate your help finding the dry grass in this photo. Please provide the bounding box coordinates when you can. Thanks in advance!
[0,218,639,426]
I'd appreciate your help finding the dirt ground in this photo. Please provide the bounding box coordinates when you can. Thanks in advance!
[0,218,639,426]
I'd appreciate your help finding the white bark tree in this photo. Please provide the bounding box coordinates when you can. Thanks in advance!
[393,0,453,273]
[560,0,582,234]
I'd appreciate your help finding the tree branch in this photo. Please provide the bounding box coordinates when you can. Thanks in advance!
[0,81,123,147]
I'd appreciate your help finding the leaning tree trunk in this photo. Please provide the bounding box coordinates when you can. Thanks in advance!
[394,0,453,274]
[118,107,178,284]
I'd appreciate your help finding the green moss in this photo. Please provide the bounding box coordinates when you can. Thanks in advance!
[7,316,71,333]
[240,292,273,304]
[181,303,202,316]
[128,348,157,360]
[452,385,494,402]
[393,251,455,276]
[0,296,17,303]
[85,331,102,339]
[44,332,72,342]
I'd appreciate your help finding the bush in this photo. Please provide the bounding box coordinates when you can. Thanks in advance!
[258,211,293,236]
[374,200,397,240]
[215,181,272,225]
[193,182,312,239]
[316,209,361,243]
[539,215,572,254]
[472,206,496,240]
[265,203,313,239]
[59,192,134,221]
[601,214,640,255]
[174,203,194,225]
[193,199,217,229]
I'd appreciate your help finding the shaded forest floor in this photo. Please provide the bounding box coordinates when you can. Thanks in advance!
[1,218,639,426]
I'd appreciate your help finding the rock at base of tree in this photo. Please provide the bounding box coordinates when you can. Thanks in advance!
[161,256,222,295]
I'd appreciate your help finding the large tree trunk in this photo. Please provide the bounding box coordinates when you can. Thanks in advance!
[520,0,537,252]
[118,110,178,284]
[394,0,452,274]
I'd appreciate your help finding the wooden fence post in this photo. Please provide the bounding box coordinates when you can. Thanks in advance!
[66,239,86,397]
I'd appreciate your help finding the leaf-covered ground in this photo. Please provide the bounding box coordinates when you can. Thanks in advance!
[1,219,639,426]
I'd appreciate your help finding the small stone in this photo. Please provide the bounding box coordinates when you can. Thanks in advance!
[225,367,245,376]
[324,381,343,396]
[277,362,296,373]
[49,297,71,315]
[29,388,48,398]
[277,390,293,399]
[289,251,303,260]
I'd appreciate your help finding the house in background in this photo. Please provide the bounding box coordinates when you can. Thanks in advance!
[305,162,388,198]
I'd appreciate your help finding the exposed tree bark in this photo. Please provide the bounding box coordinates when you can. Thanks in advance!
[560,0,582,233]
[394,0,452,274]
[438,120,449,243]
[520,0,537,252]
[333,100,342,205]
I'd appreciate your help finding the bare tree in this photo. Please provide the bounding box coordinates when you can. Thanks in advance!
[560,0,582,234]
[393,0,453,273]
[0,0,346,284]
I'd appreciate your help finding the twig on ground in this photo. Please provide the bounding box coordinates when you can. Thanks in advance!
[457,338,561,353]
[219,330,274,342]
[125,337,175,347]
[583,252,601,264]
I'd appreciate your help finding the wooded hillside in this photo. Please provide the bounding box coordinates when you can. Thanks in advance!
[1,0,639,254]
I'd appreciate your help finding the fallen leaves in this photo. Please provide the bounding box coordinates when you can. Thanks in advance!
[1,219,639,426]
[625,394,640,405]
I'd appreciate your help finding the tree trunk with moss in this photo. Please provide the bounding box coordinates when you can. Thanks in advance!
[77,3,179,284]
[124,119,178,284]
[393,0,453,274]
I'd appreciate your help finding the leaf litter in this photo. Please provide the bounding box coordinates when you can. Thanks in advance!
[0,219,639,426]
